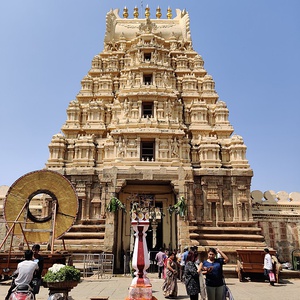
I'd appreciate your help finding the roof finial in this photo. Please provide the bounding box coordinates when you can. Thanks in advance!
[156,6,162,19]
[123,7,128,19]
[133,6,139,18]
[145,4,150,19]
[167,7,172,19]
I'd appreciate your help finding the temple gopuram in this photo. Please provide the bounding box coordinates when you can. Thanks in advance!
[40,6,300,268]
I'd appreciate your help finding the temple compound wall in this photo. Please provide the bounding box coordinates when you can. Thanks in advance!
[0,7,299,268]
[251,190,300,262]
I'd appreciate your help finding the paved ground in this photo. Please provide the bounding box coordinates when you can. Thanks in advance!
[0,274,300,300]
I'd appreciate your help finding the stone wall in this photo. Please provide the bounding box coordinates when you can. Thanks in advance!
[251,190,300,262]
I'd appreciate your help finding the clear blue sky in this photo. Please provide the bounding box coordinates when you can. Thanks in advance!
[0,0,299,193]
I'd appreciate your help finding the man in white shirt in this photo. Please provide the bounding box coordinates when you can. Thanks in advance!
[263,248,274,286]
[5,250,39,300]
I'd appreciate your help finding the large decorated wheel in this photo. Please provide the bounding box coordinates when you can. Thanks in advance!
[4,170,78,243]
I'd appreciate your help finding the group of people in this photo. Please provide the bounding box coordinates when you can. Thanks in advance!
[5,244,44,300]
[156,246,229,300]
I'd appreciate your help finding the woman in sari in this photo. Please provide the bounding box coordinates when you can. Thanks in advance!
[184,251,201,300]
[162,251,178,298]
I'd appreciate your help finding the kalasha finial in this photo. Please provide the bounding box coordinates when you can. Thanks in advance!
[156,6,162,19]
[145,4,150,18]
[167,6,172,19]
[133,6,139,18]
[123,7,128,19]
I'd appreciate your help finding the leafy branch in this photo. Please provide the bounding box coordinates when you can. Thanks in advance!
[168,196,187,217]
[106,197,126,213]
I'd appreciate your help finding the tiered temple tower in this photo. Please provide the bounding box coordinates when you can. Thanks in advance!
[46,6,264,267]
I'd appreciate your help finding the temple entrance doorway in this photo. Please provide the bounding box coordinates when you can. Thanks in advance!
[115,181,177,271]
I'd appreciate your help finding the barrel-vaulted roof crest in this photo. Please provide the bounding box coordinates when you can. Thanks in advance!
[104,7,191,43]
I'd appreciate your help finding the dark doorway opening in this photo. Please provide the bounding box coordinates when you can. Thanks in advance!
[146,202,163,251]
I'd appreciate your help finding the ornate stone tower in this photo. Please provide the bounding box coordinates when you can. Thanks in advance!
[46,6,264,264]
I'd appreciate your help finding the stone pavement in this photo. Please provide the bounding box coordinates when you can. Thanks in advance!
[0,274,300,300]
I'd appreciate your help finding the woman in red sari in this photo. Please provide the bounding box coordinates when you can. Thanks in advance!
[162,252,178,298]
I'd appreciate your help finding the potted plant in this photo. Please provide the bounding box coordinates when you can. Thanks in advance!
[43,264,81,291]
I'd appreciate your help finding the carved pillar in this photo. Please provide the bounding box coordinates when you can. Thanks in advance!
[151,222,157,249]
[201,181,209,223]
[75,181,87,220]
[155,138,159,160]
[91,185,101,219]
[168,138,172,159]
[128,213,152,300]
[248,201,253,221]
[237,202,243,222]
[153,100,158,120]
[186,181,195,221]
[232,181,239,222]
[245,203,249,221]
[82,109,87,124]
[194,187,203,222]
[81,198,87,220]
[137,137,141,159]
[105,107,111,125]
[216,202,221,224]
[137,100,142,118]
[86,183,92,220]
[247,184,253,221]
[217,186,224,223]
[178,139,182,160]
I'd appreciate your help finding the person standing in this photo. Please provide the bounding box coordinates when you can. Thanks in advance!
[32,244,44,278]
[180,247,189,281]
[263,248,274,286]
[176,248,183,281]
[155,248,165,279]
[32,244,44,294]
[163,249,169,279]
[162,251,178,298]
[184,251,201,300]
[199,247,229,300]
[5,250,39,300]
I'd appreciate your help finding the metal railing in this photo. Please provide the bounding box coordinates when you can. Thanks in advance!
[72,253,114,279]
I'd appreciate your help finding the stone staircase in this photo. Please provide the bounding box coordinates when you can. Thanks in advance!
[190,222,267,262]
[55,219,106,252]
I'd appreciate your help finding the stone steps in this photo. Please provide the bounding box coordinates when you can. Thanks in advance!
[71,224,106,232]
[63,232,105,238]
[197,240,266,247]
[56,238,104,245]
[55,221,107,252]
[190,223,267,263]
[54,238,104,252]
[193,226,263,233]
[79,219,106,225]
[191,233,264,241]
